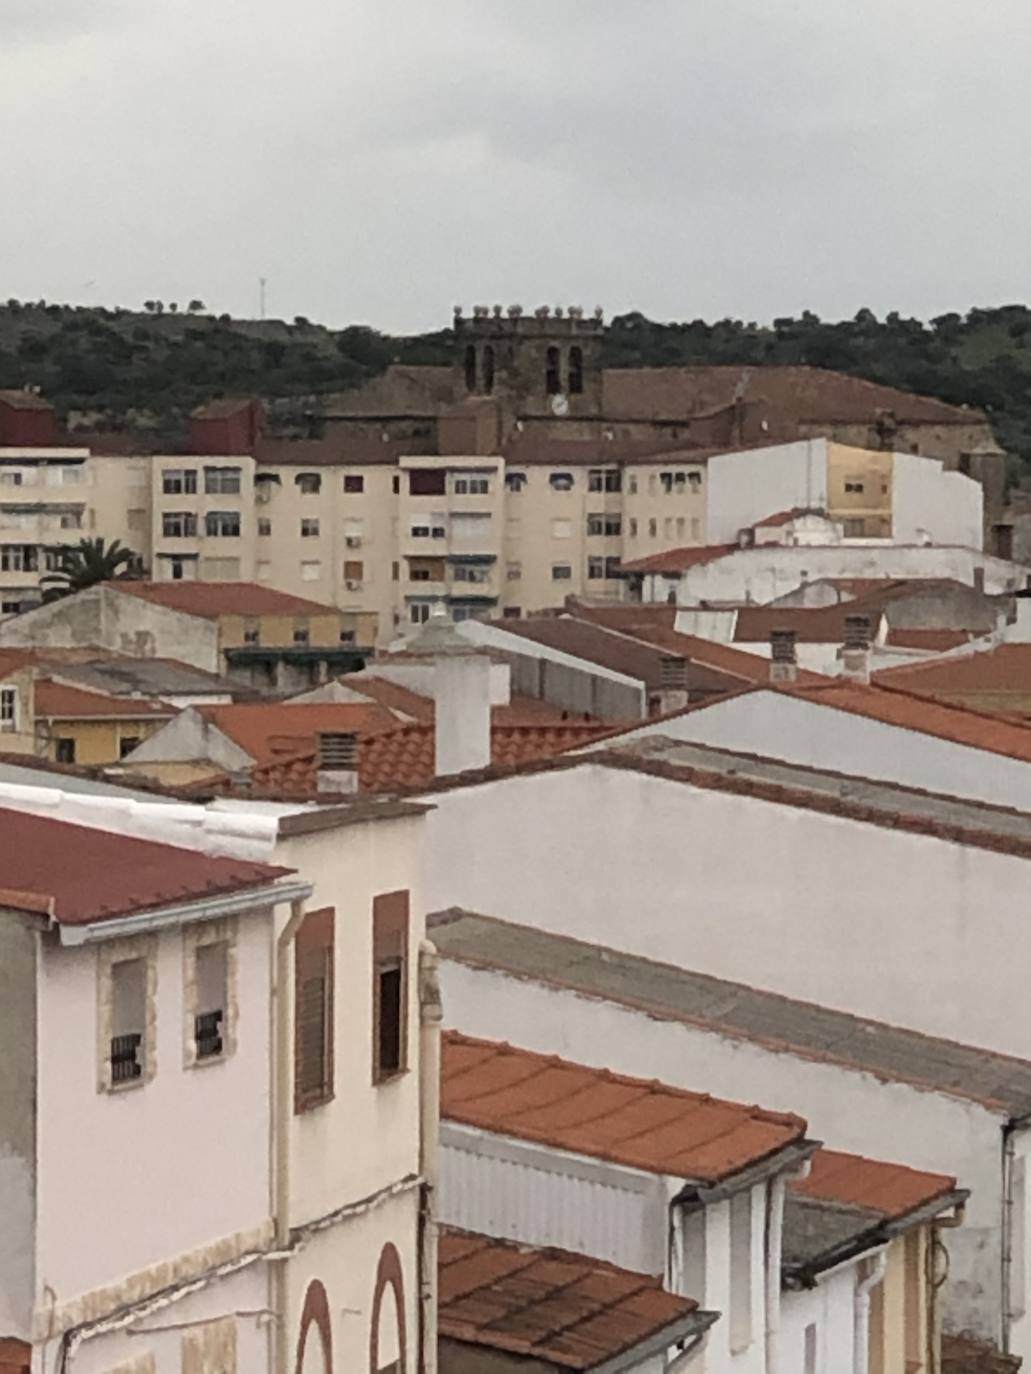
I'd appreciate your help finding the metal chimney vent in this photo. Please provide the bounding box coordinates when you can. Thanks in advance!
[318,732,358,770]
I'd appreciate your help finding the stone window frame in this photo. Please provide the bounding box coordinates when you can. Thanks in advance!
[182,917,239,1071]
[96,934,158,1095]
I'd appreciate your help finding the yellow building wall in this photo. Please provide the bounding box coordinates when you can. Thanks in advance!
[217,610,346,653]
[868,1229,932,1374]
[40,716,165,766]
[826,442,893,537]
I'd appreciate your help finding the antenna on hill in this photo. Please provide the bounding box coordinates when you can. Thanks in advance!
[259,277,267,321]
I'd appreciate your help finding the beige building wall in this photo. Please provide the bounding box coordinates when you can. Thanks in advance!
[868,1228,934,1374]
[826,442,893,537]
[150,453,257,584]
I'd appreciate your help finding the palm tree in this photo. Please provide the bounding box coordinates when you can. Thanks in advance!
[41,538,139,601]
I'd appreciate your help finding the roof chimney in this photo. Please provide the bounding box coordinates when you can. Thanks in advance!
[769,629,798,684]
[316,731,359,795]
[841,615,872,684]
[407,605,492,777]
[658,655,689,712]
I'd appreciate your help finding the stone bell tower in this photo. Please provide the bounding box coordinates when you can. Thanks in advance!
[452,304,605,419]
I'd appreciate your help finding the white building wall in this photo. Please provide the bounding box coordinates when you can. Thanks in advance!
[669,545,1024,607]
[892,451,984,550]
[421,765,1031,1060]
[34,912,273,1308]
[438,958,1007,1349]
[49,1266,269,1374]
[439,1131,666,1274]
[779,1268,857,1374]
[706,441,829,544]
[599,688,1031,812]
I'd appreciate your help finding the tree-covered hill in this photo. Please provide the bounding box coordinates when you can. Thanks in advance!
[2,298,1030,473]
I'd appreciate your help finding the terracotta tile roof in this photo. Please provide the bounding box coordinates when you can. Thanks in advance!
[33,679,176,720]
[442,1031,808,1184]
[752,507,817,528]
[875,642,1031,695]
[438,1229,707,1370]
[343,675,435,722]
[255,433,438,467]
[0,806,290,925]
[601,364,980,426]
[782,679,1031,764]
[733,603,887,645]
[621,543,736,575]
[884,628,973,651]
[236,720,611,798]
[109,581,340,620]
[942,1335,1022,1374]
[790,1148,957,1221]
[198,701,400,765]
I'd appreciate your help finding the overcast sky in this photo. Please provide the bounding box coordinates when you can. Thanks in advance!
[2,0,1027,334]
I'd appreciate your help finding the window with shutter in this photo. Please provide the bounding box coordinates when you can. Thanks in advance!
[372,891,409,1084]
[294,908,334,1113]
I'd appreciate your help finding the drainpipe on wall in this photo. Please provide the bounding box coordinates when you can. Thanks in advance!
[853,1251,888,1374]
[271,898,310,1374]
[418,941,443,1374]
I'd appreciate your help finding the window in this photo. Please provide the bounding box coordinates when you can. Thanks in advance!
[373,891,409,1082]
[552,563,572,580]
[294,908,334,1112]
[392,474,401,494]
[294,620,311,642]
[343,473,364,494]
[110,957,147,1087]
[344,560,364,581]
[629,517,637,537]
[549,472,574,492]
[503,606,521,619]
[483,344,495,395]
[586,513,621,536]
[301,517,320,538]
[162,511,197,538]
[392,561,400,581]
[409,469,446,496]
[204,466,242,495]
[729,1190,753,1352]
[505,471,527,493]
[410,603,431,624]
[453,565,488,583]
[411,525,429,539]
[676,517,685,537]
[0,471,23,487]
[118,735,140,759]
[587,556,605,580]
[59,512,82,531]
[660,471,688,495]
[0,687,16,730]
[843,518,865,537]
[1,545,36,572]
[545,346,561,395]
[56,737,76,763]
[568,345,584,394]
[411,567,431,582]
[205,511,241,537]
[162,468,197,495]
[648,518,657,538]
[243,624,260,644]
[506,562,522,581]
[453,476,490,495]
[688,471,702,490]
[193,941,229,1062]
[844,479,864,494]
[464,343,477,393]
[295,472,321,495]
[588,467,621,493]
[605,556,621,578]
[258,517,272,536]
[627,474,638,494]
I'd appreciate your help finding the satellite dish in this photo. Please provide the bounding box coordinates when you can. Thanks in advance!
[550,394,570,417]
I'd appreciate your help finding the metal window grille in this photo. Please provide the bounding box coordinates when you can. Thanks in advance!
[110,1032,143,1084]
[195,1009,224,1060]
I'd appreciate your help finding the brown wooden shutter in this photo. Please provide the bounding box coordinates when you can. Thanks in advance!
[372,891,409,1083]
[294,907,334,1113]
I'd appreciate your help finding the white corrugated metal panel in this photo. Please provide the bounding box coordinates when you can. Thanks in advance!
[439,1136,665,1273]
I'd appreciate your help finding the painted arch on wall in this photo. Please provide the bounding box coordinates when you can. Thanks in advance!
[295,1278,333,1374]
[370,1242,407,1374]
